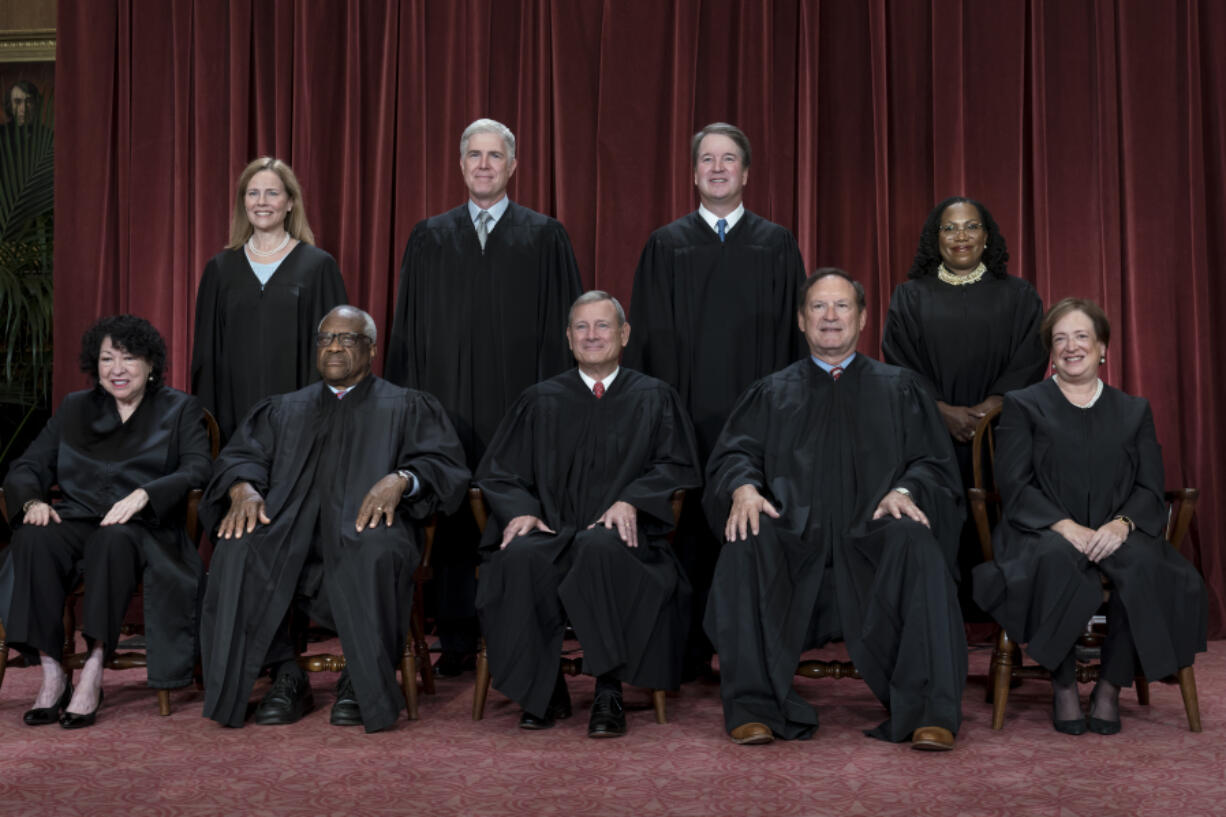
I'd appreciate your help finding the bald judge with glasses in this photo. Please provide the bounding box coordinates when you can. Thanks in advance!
[199,305,470,733]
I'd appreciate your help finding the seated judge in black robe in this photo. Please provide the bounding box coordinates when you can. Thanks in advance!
[199,306,469,733]
[191,156,348,441]
[475,292,701,736]
[973,299,1206,735]
[385,119,582,672]
[705,269,966,750]
[882,196,1047,603]
[1,315,211,728]
[622,123,807,676]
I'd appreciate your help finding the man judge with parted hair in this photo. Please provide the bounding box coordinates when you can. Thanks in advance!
[386,118,583,677]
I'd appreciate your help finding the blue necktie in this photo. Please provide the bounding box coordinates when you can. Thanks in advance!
[716,218,727,242]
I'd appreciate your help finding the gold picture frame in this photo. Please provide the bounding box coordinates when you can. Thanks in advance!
[0,28,55,64]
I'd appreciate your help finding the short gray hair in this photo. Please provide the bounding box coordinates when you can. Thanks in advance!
[319,305,378,344]
[568,290,626,327]
[460,118,516,161]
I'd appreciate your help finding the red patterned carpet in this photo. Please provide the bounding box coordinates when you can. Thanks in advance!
[0,640,1221,817]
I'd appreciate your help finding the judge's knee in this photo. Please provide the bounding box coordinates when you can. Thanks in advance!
[347,528,415,573]
[573,526,626,557]
[83,525,142,568]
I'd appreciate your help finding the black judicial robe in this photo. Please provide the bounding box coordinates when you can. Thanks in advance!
[623,210,807,461]
[972,380,1206,678]
[1,387,212,687]
[198,376,470,732]
[191,244,348,441]
[703,356,966,741]
[384,201,582,467]
[473,368,702,716]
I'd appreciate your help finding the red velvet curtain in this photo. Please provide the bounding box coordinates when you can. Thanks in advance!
[54,0,1226,634]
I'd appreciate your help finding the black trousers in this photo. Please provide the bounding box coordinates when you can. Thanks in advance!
[5,519,143,663]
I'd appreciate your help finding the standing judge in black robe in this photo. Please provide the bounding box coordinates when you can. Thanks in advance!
[882,197,1047,605]
[385,118,582,673]
[2,315,211,728]
[191,156,348,441]
[622,122,806,675]
[973,299,1206,735]
[474,291,701,737]
[199,306,469,733]
[705,270,966,750]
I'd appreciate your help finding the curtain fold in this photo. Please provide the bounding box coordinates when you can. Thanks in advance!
[54,0,1226,635]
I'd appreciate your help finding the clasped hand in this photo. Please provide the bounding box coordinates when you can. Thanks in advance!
[1051,518,1129,563]
[22,488,150,528]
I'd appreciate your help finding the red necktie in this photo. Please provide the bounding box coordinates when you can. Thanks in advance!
[336,388,348,399]
[593,381,605,399]
[830,367,843,381]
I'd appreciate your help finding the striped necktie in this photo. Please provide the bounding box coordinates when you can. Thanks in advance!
[476,210,492,249]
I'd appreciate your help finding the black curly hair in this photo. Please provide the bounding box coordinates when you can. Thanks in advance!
[905,196,1009,280]
[79,314,167,387]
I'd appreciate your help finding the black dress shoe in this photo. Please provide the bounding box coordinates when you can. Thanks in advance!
[60,688,104,730]
[519,681,573,729]
[433,651,477,678]
[587,690,626,738]
[23,679,73,726]
[329,669,362,727]
[254,670,314,725]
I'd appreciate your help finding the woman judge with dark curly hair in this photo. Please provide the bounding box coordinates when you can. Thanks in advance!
[191,157,347,440]
[972,299,1206,734]
[2,315,212,728]
[882,197,1048,595]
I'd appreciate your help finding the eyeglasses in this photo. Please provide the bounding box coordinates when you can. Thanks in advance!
[938,222,984,235]
[315,332,372,348]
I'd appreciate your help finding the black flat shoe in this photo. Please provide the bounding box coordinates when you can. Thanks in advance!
[1053,714,1087,735]
[23,679,73,726]
[587,690,626,738]
[519,709,556,730]
[1087,716,1121,735]
[329,669,362,727]
[60,688,103,730]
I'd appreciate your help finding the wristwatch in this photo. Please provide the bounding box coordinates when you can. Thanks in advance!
[893,487,912,498]
[22,498,45,513]
[397,469,414,495]
[1113,515,1135,533]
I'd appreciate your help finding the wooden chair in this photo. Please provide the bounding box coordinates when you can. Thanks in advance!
[294,515,439,721]
[470,487,685,724]
[967,404,1203,731]
[0,408,221,715]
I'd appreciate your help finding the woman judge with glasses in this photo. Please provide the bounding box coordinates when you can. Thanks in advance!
[882,197,1049,596]
[191,157,347,441]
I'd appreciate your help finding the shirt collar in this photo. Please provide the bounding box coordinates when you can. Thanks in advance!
[811,353,856,374]
[697,203,745,234]
[578,366,619,393]
[468,196,511,227]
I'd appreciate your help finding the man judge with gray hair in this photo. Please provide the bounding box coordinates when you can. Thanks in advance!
[386,118,583,677]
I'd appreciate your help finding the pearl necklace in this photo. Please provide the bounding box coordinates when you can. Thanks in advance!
[246,232,292,257]
[937,261,987,286]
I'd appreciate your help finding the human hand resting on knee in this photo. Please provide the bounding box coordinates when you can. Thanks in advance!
[355,473,410,531]
[871,488,930,528]
[501,515,556,548]
[725,484,779,543]
[21,499,61,526]
[589,501,638,548]
[218,481,270,539]
[100,488,149,526]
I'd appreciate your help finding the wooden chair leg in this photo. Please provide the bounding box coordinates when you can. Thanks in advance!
[1135,677,1151,706]
[991,630,1015,730]
[0,620,9,691]
[157,689,171,716]
[652,689,666,724]
[472,640,491,720]
[1176,666,1202,732]
[403,649,419,720]
[410,599,435,696]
